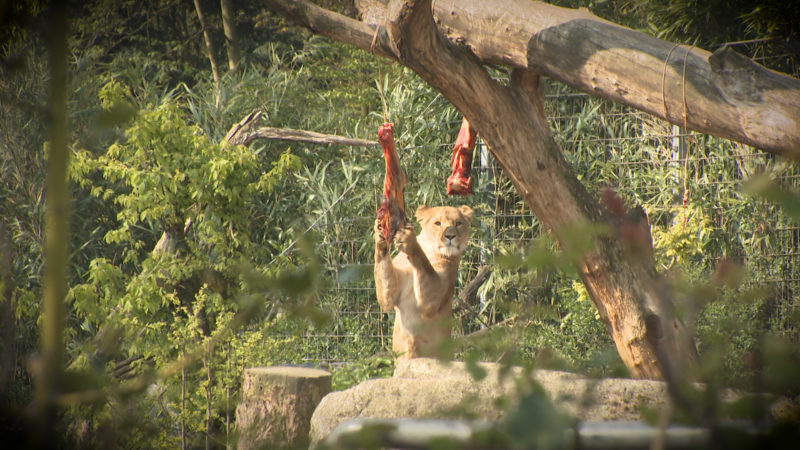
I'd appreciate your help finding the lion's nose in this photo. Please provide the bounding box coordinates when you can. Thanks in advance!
[444,230,456,240]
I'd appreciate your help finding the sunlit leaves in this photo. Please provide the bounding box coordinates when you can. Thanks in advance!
[744,175,800,223]
[64,81,313,446]
[651,205,713,270]
[331,355,394,391]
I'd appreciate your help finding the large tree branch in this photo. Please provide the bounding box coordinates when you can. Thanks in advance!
[266,0,800,159]
[264,0,396,60]
[432,0,800,159]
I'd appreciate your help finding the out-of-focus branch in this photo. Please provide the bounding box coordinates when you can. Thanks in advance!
[37,2,70,439]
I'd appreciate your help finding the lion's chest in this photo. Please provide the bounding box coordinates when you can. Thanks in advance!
[391,253,454,334]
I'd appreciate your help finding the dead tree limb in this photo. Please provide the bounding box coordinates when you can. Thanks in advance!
[225,110,377,147]
[453,265,491,318]
[235,127,377,147]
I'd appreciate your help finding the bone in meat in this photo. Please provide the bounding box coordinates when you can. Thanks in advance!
[376,123,407,242]
[446,117,477,196]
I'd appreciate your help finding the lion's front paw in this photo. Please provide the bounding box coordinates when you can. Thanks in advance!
[394,224,417,254]
[374,219,389,256]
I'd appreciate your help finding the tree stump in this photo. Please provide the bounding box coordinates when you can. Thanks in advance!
[236,366,331,449]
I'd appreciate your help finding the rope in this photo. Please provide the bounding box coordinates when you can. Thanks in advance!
[662,42,694,231]
[370,20,389,122]
[680,45,694,231]
[660,43,680,120]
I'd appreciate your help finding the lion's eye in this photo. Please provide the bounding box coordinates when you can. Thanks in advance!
[456,221,463,227]
[434,221,441,226]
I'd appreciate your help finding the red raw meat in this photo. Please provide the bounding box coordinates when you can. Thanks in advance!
[601,188,654,261]
[447,117,477,196]
[376,123,407,242]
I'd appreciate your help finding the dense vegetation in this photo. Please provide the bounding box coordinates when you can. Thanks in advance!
[1,0,798,447]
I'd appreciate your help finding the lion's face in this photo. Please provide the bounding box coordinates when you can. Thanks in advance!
[415,205,474,258]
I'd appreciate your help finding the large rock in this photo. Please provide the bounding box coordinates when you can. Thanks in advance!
[236,366,331,449]
[310,358,675,443]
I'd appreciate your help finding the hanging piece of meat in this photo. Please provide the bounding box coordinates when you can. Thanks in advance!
[376,122,408,242]
[447,117,477,196]
[601,188,654,262]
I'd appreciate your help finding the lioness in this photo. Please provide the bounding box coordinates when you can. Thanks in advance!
[374,205,473,359]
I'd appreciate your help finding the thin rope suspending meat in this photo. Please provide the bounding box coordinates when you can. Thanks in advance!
[377,123,407,242]
[447,117,477,196]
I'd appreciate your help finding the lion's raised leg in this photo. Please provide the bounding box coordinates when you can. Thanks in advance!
[374,219,399,312]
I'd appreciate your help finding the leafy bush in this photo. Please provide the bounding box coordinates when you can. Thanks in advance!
[65,83,309,447]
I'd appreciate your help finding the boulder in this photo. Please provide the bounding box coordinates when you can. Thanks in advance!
[310,358,675,443]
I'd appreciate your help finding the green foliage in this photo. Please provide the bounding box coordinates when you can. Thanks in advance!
[695,289,767,386]
[331,355,394,391]
[471,235,621,376]
[63,83,310,447]
[652,205,713,271]
[74,80,300,257]
[745,175,800,223]
[501,383,572,449]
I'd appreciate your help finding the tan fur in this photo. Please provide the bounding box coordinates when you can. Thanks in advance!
[374,205,473,359]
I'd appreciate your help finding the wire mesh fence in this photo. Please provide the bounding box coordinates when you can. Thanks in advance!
[287,86,800,365]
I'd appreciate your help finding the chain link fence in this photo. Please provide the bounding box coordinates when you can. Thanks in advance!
[288,86,800,365]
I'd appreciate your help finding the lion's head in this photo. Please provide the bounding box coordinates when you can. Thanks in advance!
[415,205,474,258]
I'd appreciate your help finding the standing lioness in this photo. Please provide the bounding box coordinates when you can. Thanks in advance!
[374,205,473,359]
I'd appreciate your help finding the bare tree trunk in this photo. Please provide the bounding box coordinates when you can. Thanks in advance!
[194,0,222,88]
[220,0,240,72]
[263,0,699,379]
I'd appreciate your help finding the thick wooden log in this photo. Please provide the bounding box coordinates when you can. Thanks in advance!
[235,366,331,449]
[431,0,800,158]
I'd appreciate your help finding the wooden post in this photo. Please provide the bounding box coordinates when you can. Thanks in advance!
[235,366,331,449]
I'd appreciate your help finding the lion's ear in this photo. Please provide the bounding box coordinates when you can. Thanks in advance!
[459,205,474,223]
[415,205,432,223]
